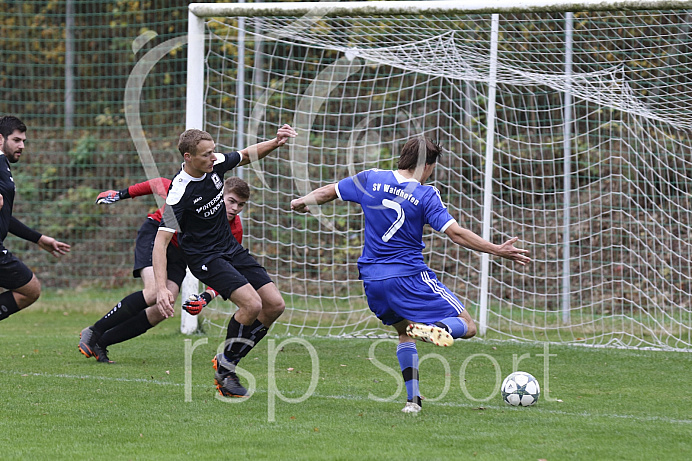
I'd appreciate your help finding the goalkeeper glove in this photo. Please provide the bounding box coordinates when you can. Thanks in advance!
[95,188,130,205]
[182,291,213,315]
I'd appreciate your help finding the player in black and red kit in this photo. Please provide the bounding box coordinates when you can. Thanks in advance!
[154,125,296,397]
[78,176,250,362]
[0,115,70,323]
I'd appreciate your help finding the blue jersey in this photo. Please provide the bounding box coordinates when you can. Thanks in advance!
[336,169,456,280]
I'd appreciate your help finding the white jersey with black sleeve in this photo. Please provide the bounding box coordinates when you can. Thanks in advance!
[160,151,242,266]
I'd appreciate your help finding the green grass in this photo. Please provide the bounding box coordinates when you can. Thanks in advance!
[206,293,692,348]
[0,288,690,460]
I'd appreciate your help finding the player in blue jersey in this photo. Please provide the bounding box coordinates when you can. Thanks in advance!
[291,136,531,413]
[0,116,71,324]
[154,125,296,398]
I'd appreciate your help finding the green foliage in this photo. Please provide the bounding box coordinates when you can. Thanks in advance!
[41,186,104,236]
[68,134,101,166]
[10,169,40,203]
[3,1,188,127]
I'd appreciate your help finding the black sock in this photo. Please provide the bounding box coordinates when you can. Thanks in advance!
[100,310,154,347]
[233,319,269,364]
[0,291,21,322]
[223,315,244,363]
[92,291,148,336]
[223,316,269,365]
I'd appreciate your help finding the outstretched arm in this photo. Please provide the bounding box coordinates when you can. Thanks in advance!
[8,217,70,257]
[95,177,171,204]
[8,216,42,243]
[238,124,297,166]
[95,188,130,205]
[444,223,531,266]
[290,184,338,214]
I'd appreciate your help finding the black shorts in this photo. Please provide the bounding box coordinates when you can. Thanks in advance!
[189,248,273,300]
[0,248,34,290]
[133,218,188,287]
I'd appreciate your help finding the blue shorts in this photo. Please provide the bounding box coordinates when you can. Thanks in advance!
[0,248,34,290]
[363,270,465,326]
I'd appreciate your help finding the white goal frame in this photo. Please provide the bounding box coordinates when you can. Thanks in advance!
[183,0,692,348]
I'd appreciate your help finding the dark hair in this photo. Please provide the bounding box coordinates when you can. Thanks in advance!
[177,129,213,157]
[397,137,442,171]
[0,115,27,139]
[224,177,250,200]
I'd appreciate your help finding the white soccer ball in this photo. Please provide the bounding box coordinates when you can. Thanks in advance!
[501,371,540,407]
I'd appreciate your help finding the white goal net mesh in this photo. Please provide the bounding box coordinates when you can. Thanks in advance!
[194,7,692,350]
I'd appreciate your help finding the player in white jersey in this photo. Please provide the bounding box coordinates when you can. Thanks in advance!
[154,125,296,398]
[291,136,530,413]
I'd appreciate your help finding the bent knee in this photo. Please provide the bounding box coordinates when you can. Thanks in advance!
[19,277,41,306]
[141,288,157,305]
[463,322,477,338]
[238,299,263,318]
[266,299,285,317]
[23,290,40,306]
[146,306,167,326]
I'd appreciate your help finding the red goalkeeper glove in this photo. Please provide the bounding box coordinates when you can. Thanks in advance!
[95,188,130,205]
[182,292,212,315]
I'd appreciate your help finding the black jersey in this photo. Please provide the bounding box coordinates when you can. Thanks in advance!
[160,151,242,266]
[0,154,16,246]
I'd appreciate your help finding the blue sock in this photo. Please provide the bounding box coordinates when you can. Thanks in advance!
[437,316,468,339]
[396,342,420,404]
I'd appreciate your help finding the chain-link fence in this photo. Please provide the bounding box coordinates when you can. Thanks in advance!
[1,0,201,287]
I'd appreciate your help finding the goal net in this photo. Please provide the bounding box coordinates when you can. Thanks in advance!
[185,1,692,350]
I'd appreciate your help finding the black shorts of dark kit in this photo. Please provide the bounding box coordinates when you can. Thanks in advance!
[132,218,187,287]
[0,249,34,290]
[190,248,273,300]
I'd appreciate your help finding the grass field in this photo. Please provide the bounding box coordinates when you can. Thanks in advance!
[0,287,690,460]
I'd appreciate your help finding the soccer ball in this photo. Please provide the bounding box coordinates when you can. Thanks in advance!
[501,371,540,406]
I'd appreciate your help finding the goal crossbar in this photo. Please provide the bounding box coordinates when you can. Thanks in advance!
[190,0,692,17]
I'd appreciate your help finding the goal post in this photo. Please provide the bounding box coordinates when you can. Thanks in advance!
[185,0,692,350]
[179,8,207,335]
